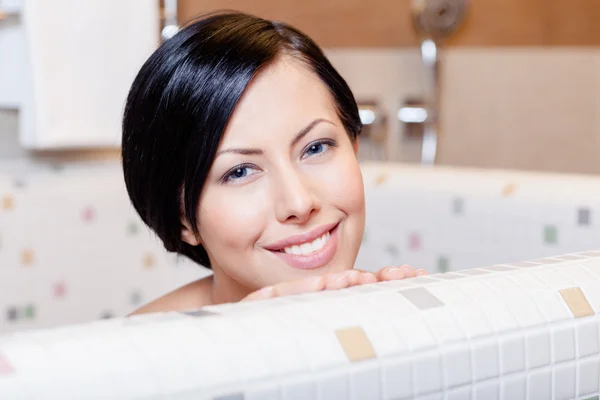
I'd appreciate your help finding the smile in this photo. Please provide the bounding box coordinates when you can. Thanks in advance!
[282,230,330,256]
[266,222,340,270]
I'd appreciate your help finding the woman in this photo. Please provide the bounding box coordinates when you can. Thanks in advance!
[122,11,426,314]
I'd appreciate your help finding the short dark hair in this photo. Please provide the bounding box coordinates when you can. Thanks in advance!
[121,11,362,268]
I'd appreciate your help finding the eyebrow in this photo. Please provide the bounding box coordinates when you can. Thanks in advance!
[215,118,335,157]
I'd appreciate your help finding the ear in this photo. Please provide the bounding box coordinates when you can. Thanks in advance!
[353,137,360,155]
[181,219,202,246]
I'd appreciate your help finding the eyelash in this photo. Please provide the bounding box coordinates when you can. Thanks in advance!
[221,139,338,184]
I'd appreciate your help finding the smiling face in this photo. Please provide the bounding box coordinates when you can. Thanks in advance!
[181,56,366,300]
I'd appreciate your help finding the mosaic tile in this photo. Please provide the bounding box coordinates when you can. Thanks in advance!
[20,249,34,266]
[408,232,422,251]
[335,326,376,362]
[130,290,142,306]
[214,393,244,400]
[438,256,450,273]
[23,304,36,319]
[81,206,95,222]
[560,287,594,318]
[0,352,14,376]
[501,183,518,196]
[6,306,17,322]
[53,282,67,298]
[452,198,464,215]
[374,173,388,186]
[100,311,114,319]
[544,226,558,245]
[400,288,444,310]
[182,309,219,317]
[143,253,155,268]
[578,208,591,226]
[1,195,14,210]
[127,221,139,236]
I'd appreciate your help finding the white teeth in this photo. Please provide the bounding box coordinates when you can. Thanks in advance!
[283,231,330,256]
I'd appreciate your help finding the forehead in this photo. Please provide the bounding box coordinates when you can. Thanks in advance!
[221,57,339,145]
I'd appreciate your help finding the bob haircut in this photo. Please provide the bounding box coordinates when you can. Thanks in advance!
[121,11,362,268]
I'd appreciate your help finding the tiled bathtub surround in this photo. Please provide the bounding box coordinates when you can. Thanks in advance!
[1,160,600,334]
[1,252,600,399]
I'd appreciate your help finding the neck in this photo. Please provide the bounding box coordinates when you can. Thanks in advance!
[209,267,255,305]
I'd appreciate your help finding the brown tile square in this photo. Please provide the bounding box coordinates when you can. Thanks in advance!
[335,326,376,362]
[560,287,595,318]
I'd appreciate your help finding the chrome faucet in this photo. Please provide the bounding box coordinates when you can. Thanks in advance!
[400,0,469,165]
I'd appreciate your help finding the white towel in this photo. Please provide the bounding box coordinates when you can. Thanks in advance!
[21,0,159,149]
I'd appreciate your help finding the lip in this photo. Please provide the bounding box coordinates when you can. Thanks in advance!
[264,221,339,251]
[269,223,340,270]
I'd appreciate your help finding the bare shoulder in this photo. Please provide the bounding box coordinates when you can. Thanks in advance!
[128,276,214,316]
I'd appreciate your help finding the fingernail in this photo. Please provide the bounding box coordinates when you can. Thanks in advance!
[388,267,405,279]
[259,286,275,295]
[415,269,428,276]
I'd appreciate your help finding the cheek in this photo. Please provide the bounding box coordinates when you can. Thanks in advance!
[316,152,365,215]
[198,189,267,255]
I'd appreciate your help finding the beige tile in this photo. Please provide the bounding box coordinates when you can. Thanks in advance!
[438,48,599,175]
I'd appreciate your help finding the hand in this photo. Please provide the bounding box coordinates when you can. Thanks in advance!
[375,265,428,281]
[242,269,377,301]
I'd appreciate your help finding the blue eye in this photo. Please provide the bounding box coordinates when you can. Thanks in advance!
[303,140,336,159]
[223,164,256,183]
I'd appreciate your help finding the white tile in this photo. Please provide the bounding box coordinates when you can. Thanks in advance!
[506,272,548,290]
[506,295,546,328]
[281,376,316,400]
[473,339,499,381]
[527,369,552,399]
[236,313,310,375]
[577,357,600,397]
[577,320,599,358]
[526,330,551,369]
[533,269,576,289]
[553,363,576,400]
[452,305,493,339]
[317,369,348,400]
[454,280,501,302]
[414,353,443,396]
[579,283,600,312]
[381,358,413,399]
[425,309,466,344]
[479,300,520,332]
[500,334,526,374]
[245,382,280,400]
[443,345,472,388]
[272,307,350,371]
[427,284,471,306]
[530,290,572,323]
[553,325,576,363]
[446,386,471,400]
[500,375,525,400]
[396,317,437,351]
[473,381,499,400]
[416,394,443,400]
[555,265,599,284]
[349,363,381,399]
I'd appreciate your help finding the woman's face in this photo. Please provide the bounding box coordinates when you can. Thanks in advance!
[184,57,365,295]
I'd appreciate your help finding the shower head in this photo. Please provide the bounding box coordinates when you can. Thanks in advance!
[411,0,469,41]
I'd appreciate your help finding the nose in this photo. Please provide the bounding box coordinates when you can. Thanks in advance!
[273,167,320,224]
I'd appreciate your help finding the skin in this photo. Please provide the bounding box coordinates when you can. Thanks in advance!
[131,57,427,315]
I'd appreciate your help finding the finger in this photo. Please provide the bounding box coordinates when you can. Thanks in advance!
[324,272,352,290]
[344,270,362,287]
[272,276,326,297]
[357,271,377,285]
[400,265,418,279]
[241,286,276,302]
[415,269,429,276]
[378,266,406,281]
